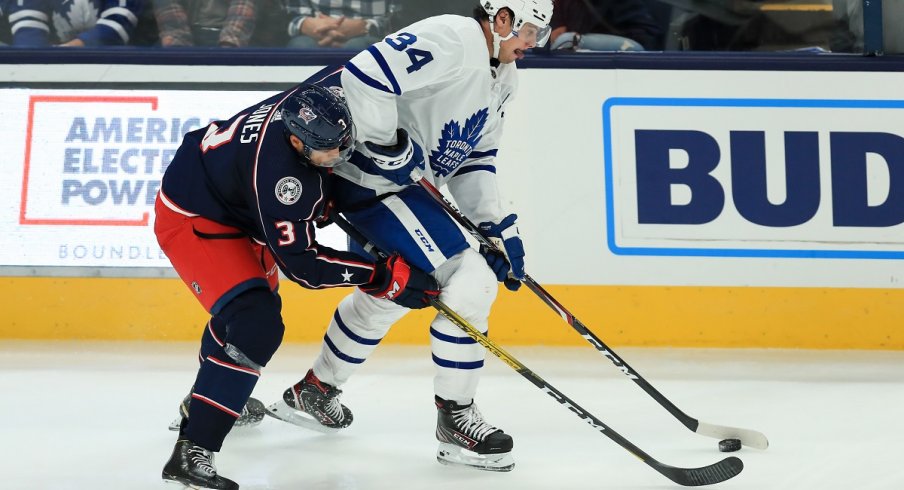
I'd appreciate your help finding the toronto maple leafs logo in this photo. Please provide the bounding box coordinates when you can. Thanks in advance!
[429,108,489,177]
[53,0,100,44]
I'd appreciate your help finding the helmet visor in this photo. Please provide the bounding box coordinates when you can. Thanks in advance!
[515,21,551,47]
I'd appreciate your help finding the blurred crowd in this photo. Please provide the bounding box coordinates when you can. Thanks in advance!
[0,0,897,54]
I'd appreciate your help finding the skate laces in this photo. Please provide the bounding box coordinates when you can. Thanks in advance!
[452,404,497,441]
[302,376,346,421]
[187,446,216,476]
[322,387,345,421]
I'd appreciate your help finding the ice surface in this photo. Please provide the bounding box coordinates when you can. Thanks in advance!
[1,341,902,489]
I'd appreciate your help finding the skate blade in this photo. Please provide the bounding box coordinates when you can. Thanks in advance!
[436,442,514,472]
[265,400,342,434]
[162,476,221,489]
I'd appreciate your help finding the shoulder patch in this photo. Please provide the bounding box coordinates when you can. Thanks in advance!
[275,176,303,205]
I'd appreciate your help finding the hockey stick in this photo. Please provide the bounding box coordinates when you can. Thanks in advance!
[329,211,744,486]
[416,178,769,450]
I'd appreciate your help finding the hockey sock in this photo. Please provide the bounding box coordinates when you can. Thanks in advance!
[198,317,227,363]
[184,344,260,451]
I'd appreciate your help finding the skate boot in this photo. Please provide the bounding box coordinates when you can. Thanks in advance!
[435,395,514,472]
[266,369,353,434]
[162,439,238,490]
[168,394,267,431]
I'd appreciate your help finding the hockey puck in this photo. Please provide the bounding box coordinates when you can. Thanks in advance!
[718,438,741,452]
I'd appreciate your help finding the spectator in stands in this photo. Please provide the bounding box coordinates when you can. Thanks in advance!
[1,0,48,46]
[387,0,473,30]
[153,0,256,47]
[283,0,397,49]
[1,0,143,47]
[549,0,661,52]
[831,0,904,54]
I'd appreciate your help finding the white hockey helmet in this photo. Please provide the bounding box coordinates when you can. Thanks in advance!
[482,0,553,53]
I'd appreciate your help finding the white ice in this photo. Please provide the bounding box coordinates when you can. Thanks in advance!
[1,341,902,489]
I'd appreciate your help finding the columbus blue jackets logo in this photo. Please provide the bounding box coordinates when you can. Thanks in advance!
[275,177,302,205]
[298,105,317,123]
[429,108,489,177]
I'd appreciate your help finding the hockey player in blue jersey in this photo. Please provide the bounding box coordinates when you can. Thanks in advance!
[156,84,440,489]
[266,0,554,473]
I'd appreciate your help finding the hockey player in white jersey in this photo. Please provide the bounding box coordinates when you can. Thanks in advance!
[267,0,553,472]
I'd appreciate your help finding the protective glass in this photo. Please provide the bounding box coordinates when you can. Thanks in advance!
[514,21,551,47]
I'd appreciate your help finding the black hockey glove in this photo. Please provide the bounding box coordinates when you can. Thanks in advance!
[364,128,425,186]
[360,254,439,309]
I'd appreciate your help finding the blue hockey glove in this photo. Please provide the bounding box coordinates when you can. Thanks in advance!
[478,214,525,292]
[364,128,425,186]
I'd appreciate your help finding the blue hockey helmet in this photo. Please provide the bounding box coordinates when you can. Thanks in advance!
[280,84,355,165]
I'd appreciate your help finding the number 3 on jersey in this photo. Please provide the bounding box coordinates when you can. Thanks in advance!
[200,116,246,153]
[385,32,433,74]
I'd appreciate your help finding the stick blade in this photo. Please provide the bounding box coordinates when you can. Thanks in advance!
[657,456,743,487]
[696,421,770,450]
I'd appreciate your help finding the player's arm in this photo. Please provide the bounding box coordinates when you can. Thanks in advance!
[258,172,375,289]
[72,0,141,46]
[5,0,50,46]
[257,170,439,307]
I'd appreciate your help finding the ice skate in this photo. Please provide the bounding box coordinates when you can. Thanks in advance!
[168,394,267,431]
[162,439,238,490]
[435,396,514,472]
[266,369,353,434]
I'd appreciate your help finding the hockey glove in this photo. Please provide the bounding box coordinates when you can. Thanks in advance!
[364,128,425,186]
[478,214,525,292]
[361,254,440,309]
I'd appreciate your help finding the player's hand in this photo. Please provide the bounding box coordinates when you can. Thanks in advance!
[364,128,426,186]
[58,38,85,47]
[302,14,343,39]
[334,18,367,39]
[478,214,525,291]
[360,254,439,309]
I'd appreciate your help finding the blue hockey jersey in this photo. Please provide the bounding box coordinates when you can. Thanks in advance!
[160,85,376,289]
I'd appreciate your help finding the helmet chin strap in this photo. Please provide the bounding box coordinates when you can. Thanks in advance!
[490,15,514,59]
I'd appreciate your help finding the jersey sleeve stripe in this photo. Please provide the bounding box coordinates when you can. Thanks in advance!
[365,45,402,95]
[468,149,498,159]
[8,10,48,22]
[345,60,394,94]
[11,19,49,33]
[454,165,496,177]
[96,18,130,43]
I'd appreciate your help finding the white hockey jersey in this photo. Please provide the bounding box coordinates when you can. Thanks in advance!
[336,14,517,225]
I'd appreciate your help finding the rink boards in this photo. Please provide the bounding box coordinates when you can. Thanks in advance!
[1,55,903,348]
[4,277,902,349]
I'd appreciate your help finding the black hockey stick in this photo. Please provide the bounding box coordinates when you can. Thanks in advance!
[330,211,743,486]
[416,178,769,450]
